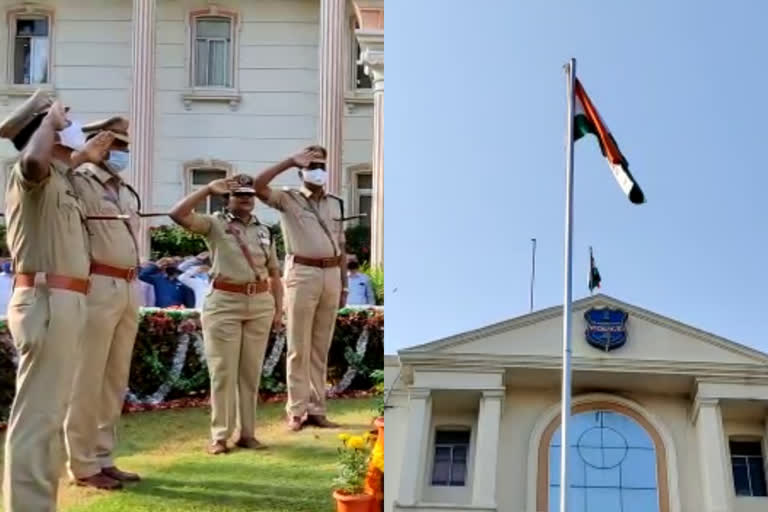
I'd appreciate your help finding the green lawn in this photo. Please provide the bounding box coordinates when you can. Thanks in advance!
[2,398,376,512]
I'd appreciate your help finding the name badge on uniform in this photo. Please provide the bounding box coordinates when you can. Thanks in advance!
[258,233,271,246]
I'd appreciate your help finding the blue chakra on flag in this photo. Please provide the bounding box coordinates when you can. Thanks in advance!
[584,308,628,351]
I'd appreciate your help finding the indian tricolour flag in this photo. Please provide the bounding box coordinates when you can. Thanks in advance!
[574,79,645,204]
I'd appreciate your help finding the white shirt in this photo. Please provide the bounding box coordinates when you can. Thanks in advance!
[178,266,210,310]
[0,273,13,316]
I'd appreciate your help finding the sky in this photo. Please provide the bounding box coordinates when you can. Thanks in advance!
[385,1,768,353]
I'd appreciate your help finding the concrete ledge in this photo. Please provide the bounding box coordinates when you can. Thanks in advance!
[393,502,496,512]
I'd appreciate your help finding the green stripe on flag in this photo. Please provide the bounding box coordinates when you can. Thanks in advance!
[574,114,596,141]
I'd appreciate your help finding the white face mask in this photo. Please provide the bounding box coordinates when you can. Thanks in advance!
[106,150,130,173]
[57,121,86,151]
[303,168,327,187]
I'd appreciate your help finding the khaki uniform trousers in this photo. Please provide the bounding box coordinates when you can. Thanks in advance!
[284,261,341,418]
[202,289,274,442]
[64,275,139,478]
[3,285,87,512]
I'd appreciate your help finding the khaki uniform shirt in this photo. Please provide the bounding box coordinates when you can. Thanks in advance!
[71,163,140,268]
[186,211,278,283]
[264,187,344,259]
[5,160,90,279]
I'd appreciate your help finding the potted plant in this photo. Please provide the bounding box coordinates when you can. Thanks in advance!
[333,434,375,512]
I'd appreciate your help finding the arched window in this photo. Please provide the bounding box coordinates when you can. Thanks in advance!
[545,409,663,512]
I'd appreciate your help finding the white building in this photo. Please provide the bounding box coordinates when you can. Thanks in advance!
[385,294,768,512]
[0,0,383,262]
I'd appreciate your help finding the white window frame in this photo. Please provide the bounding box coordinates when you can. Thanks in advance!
[183,159,233,215]
[729,437,768,498]
[429,426,472,488]
[344,14,373,112]
[4,5,54,95]
[182,6,241,111]
[348,164,372,226]
[349,16,372,93]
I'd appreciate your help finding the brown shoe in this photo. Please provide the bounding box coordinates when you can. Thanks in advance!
[101,466,141,482]
[287,416,305,432]
[75,473,122,490]
[207,440,229,455]
[235,437,267,450]
[305,415,340,428]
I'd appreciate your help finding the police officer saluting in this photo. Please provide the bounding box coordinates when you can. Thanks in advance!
[0,92,112,510]
[170,174,282,455]
[63,117,142,490]
[252,146,348,431]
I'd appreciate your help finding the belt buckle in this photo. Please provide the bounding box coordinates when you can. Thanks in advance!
[246,283,256,296]
[126,267,137,281]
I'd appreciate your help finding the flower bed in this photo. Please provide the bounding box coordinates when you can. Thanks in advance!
[0,306,383,421]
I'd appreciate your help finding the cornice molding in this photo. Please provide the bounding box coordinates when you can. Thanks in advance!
[690,396,720,425]
[397,352,768,382]
[408,387,431,400]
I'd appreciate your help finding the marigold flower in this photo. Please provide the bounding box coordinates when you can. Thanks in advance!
[347,436,366,450]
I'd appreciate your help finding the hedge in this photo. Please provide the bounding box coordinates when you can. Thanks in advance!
[0,307,383,421]
[150,224,371,265]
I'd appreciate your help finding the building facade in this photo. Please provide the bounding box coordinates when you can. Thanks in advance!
[385,295,768,512]
[0,0,383,261]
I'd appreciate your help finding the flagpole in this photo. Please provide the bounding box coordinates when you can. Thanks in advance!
[559,57,576,512]
[530,238,536,312]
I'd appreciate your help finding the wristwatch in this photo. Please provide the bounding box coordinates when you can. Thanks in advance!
[342,287,349,293]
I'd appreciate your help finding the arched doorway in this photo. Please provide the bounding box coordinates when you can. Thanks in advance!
[536,402,670,512]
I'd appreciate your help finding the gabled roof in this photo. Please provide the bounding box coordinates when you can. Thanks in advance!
[398,294,768,368]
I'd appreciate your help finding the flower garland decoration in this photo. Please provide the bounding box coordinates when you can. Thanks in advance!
[262,330,286,377]
[330,325,370,395]
[0,306,383,420]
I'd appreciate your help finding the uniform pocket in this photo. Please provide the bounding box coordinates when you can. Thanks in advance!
[7,288,47,355]
[59,190,85,234]
[9,287,36,308]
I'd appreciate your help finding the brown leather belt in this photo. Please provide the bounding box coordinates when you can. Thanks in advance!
[90,261,138,281]
[212,279,269,296]
[293,255,341,269]
[14,273,90,295]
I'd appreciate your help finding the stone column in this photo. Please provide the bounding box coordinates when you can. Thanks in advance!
[694,399,731,512]
[397,388,432,506]
[764,417,768,488]
[472,390,504,507]
[353,2,384,266]
[129,0,156,258]
[318,0,345,195]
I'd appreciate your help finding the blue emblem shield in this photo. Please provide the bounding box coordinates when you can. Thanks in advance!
[584,308,628,351]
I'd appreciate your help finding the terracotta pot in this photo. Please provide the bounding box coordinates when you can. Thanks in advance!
[333,490,375,512]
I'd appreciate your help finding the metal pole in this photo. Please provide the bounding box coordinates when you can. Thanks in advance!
[530,238,536,312]
[559,57,576,512]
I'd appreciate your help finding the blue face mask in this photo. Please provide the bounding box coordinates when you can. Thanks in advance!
[106,150,129,173]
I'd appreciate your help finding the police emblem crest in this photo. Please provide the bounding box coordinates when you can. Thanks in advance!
[583,308,628,351]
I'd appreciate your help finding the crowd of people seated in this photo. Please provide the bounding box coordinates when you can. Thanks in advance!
[0,251,377,315]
